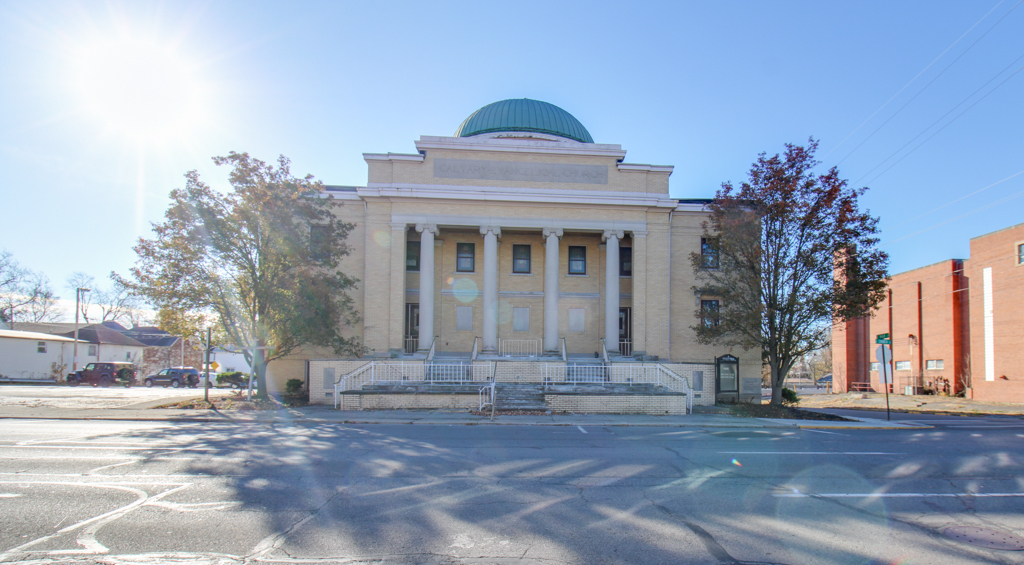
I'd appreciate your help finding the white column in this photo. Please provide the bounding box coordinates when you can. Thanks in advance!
[416,223,438,352]
[543,228,563,354]
[481,225,501,354]
[603,230,623,356]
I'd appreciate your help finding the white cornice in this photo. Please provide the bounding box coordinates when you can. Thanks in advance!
[414,135,627,159]
[617,163,674,174]
[359,183,679,208]
[390,213,648,234]
[674,202,712,212]
[363,152,425,163]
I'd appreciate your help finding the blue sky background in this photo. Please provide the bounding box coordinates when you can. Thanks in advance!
[1,0,1022,317]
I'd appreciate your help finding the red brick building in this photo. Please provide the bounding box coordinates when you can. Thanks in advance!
[834,222,1024,402]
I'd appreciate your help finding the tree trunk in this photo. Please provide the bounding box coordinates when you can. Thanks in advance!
[253,348,269,400]
[770,362,783,406]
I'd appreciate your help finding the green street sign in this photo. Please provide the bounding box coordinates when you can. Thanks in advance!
[876,338,891,345]
[877,333,890,340]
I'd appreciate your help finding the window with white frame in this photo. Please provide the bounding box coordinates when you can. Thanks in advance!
[895,361,911,371]
[926,359,944,370]
[568,246,586,275]
[457,243,475,272]
[37,341,46,353]
[512,245,531,274]
[870,362,879,372]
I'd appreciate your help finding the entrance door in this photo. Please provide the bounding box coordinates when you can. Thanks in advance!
[618,307,632,356]
[404,304,419,353]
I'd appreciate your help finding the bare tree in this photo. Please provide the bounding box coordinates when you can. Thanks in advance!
[66,272,147,327]
[66,272,96,323]
[1,250,64,324]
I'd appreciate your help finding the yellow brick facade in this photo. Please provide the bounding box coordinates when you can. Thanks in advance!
[283,102,759,408]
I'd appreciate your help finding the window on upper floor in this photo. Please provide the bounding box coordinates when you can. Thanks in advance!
[619,247,632,277]
[37,341,46,353]
[895,361,911,371]
[1018,243,1024,265]
[700,299,720,328]
[457,243,475,272]
[568,246,586,275]
[309,225,329,262]
[512,244,531,273]
[406,241,420,272]
[701,238,720,269]
[926,359,944,370]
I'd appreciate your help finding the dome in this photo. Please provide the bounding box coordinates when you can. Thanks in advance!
[454,99,594,143]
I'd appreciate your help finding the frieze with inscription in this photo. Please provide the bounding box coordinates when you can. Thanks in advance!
[433,158,608,185]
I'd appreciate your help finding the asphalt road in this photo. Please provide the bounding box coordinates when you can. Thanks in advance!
[1,415,1023,564]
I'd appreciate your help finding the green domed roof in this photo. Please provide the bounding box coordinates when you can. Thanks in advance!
[455,99,594,143]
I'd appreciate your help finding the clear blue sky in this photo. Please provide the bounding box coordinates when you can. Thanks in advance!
[1,0,1021,316]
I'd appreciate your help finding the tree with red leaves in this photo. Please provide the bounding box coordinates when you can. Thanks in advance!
[692,139,888,406]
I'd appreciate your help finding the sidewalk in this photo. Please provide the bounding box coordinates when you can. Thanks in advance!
[797,392,1024,416]
[0,403,929,430]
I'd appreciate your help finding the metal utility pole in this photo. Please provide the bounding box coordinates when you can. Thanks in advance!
[204,327,212,404]
[72,287,90,372]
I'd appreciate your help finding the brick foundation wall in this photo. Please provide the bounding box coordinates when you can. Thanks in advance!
[339,393,479,411]
[546,394,686,415]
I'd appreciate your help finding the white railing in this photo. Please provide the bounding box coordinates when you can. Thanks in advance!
[541,363,694,414]
[333,362,376,408]
[599,339,610,363]
[479,380,495,411]
[426,336,437,362]
[619,340,633,357]
[471,337,480,361]
[498,338,538,357]
[404,338,418,354]
[334,361,496,405]
[560,337,567,362]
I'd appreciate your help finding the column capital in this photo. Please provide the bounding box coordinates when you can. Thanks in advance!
[415,223,439,236]
[480,225,502,238]
[602,229,624,242]
[630,230,648,238]
[542,227,564,239]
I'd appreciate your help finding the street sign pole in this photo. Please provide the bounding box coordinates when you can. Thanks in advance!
[882,346,891,421]
[875,339,893,421]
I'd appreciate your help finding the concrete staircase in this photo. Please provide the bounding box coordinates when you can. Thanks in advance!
[495,383,547,411]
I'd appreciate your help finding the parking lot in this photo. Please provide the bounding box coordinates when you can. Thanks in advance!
[0,384,237,410]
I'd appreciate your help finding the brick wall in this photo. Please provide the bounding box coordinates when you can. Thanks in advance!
[546,395,686,415]
[339,393,479,411]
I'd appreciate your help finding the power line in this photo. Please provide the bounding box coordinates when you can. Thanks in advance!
[880,184,1024,247]
[882,170,1024,232]
[820,0,1009,161]
[863,63,1024,186]
[829,0,1020,165]
[853,53,1024,186]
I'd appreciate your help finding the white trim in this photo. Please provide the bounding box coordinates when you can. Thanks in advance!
[362,183,678,208]
[362,153,425,163]
[674,202,711,212]
[391,212,647,234]
[617,163,674,173]
[983,267,995,382]
[414,135,627,159]
[320,191,361,200]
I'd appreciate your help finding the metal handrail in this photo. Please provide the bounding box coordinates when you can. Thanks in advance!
[333,362,375,408]
[619,340,633,357]
[498,338,538,357]
[471,337,479,361]
[653,364,694,414]
[560,337,567,362]
[426,336,437,362]
[599,339,610,364]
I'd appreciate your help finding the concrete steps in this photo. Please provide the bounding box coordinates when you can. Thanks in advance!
[495,383,547,411]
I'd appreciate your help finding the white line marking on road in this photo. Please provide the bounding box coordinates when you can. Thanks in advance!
[86,460,139,474]
[578,426,588,434]
[776,492,1024,498]
[719,452,904,455]
[0,493,23,498]
[803,429,847,436]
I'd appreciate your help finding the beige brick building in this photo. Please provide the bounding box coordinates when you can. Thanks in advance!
[270,99,760,410]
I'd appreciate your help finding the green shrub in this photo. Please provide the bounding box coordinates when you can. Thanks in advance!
[216,371,248,386]
[781,387,799,405]
[285,379,304,396]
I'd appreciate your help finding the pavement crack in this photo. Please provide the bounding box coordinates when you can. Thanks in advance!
[642,490,739,564]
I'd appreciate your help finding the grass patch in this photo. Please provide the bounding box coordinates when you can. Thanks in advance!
[729,403,853,421]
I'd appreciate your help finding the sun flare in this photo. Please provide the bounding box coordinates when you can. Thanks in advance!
[72,36,205,142]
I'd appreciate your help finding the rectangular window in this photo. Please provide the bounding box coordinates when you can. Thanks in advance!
[568,246,586,275]
[619,247,632,276]
[310,225,329,262]
[701,238,720,269]
[870,362,879,372]
[568,308,586,333]
[512,244,531,273]
[926,359,944,370]
[456,306,473,331]
[37,341,46,353]
[457,243,475,272]
[895,361,911,371]
[700,299,720,328]
[406,241,420,272]
[88,345,97,356]
[1018,243,1024,265]
[512,307,530,332]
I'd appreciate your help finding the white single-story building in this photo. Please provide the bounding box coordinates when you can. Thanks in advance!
[0,329,77,382]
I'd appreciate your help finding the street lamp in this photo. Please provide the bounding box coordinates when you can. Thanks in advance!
[72,287,90,372]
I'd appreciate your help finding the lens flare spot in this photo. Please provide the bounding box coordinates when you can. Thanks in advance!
[452,278,478,303]
[373,230,392,248]
[732,459,742,467]
[446,277,455,285]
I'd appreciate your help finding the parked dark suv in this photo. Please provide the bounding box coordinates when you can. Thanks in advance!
[143,367,201,388]
[66,362,138,387]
